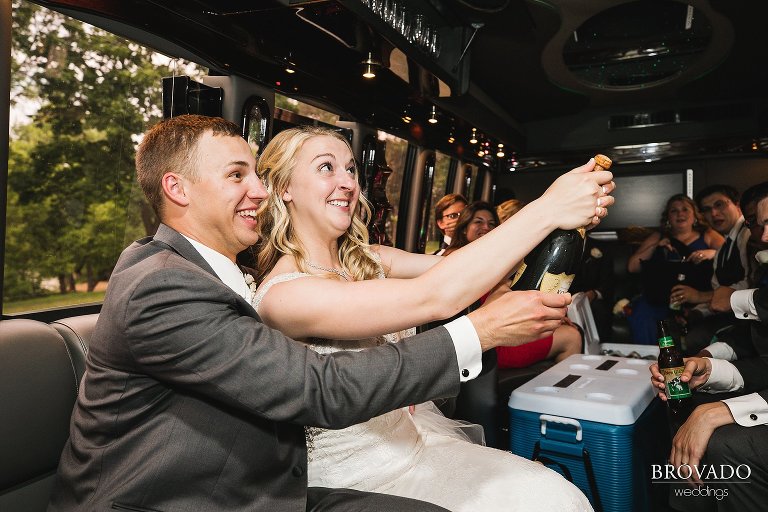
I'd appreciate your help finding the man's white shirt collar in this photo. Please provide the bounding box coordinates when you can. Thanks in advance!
[182,236,252,302]
[726,215,745,241]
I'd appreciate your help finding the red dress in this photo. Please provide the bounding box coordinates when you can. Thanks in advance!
[496,335,554,368]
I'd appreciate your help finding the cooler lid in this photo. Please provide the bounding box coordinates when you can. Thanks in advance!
[507,354,658,425]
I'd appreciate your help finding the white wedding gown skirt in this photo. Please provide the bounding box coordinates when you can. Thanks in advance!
[254,273,594,512]
[307,403,593,512]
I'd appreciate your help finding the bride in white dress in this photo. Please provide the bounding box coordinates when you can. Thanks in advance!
[252,126,613,511]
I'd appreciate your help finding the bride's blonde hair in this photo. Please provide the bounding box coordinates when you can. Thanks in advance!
[255,126,379,283]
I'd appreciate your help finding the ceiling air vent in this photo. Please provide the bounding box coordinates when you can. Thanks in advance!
[610,110,677,129]
[610,103,752,130]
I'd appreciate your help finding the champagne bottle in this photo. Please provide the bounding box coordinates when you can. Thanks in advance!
[510,154,612,293]
[656,320,694,432]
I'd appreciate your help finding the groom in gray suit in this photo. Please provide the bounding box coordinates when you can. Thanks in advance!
[49,115,576,512]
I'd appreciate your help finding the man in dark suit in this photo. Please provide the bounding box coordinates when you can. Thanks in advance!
[650,184,768,512]
[570,237,614,343]
[48,115,588,512]
[676,185,750,354]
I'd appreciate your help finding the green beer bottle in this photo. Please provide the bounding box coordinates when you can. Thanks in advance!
[657,320,693,430]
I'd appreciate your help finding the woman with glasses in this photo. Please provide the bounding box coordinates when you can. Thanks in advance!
[433,193,467,255]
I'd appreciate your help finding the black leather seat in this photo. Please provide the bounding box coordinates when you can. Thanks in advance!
[51,313,98,383]
[452,350,555,450]
[0,319,81,511]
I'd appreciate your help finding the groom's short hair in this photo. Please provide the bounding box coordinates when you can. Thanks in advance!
[136,115,241,217]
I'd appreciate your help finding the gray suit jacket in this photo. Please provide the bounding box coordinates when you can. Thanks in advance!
[49,224,459,511]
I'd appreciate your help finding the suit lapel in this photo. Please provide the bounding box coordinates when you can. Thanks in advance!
[151,223,261,317]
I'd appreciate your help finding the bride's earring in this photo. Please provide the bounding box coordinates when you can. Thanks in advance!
[282,190,292,202]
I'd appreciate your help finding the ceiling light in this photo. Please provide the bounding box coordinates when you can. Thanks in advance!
[428,105,438,124]
[469,128,477,144]
[496,143,505,158]
[284,52,296,74]
[401,105,412,123]
[361,52,378,79]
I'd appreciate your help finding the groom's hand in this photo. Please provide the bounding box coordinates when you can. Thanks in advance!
[468,290,570,352]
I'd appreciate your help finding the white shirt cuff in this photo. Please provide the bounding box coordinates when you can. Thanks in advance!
[700,358,744,393]
[722,393,768,426]
[444,316,482,382]
[705,341,737,361]
[731,288,758,321]
[594,290,603,300]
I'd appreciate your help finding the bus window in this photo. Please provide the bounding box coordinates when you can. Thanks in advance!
[462,163,479,201]
[275,94,340,126]
[242,96,271,157]
[379,131,408,247]
[422,151,452,254]
[5,1,206,315]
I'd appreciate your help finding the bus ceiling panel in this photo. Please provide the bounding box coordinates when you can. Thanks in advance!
[31,0,768,163]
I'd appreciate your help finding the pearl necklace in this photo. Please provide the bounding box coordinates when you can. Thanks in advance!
[306,261,350,281]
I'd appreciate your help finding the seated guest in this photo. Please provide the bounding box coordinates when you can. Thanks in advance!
[570,236,615,343]
[627,193,723,344]
[670,186,749,354]
[696,181,768,361]
[449,201,582,368]
[433,193,467,255]
[496,198,523,223]
[741,182,768,288]
[255,128,615,511]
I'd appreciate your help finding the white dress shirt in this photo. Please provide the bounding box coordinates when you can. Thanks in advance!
[698,287,768,426]
[182,236,482,382]
[434,235,453,256]
[731,287,759,321]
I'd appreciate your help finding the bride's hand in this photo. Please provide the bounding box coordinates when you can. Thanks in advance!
[536,159,615,231]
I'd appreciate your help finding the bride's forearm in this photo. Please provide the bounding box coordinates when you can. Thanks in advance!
[417,198,564,317]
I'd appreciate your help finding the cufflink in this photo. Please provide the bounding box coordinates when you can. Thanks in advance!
[462,369,469,377]
[744,313,749,318]
[750,413,758,421]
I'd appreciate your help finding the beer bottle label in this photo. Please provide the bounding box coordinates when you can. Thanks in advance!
[660,366,692,399]
[539,272,575,294]
[658,335,675,348]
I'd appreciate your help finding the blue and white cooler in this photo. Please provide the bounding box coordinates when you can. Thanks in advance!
[508,354,669,512]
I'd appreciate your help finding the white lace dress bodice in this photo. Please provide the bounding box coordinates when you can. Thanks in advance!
[253,272,594,512]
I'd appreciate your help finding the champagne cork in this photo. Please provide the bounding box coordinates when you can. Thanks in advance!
[594,154,612,171]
